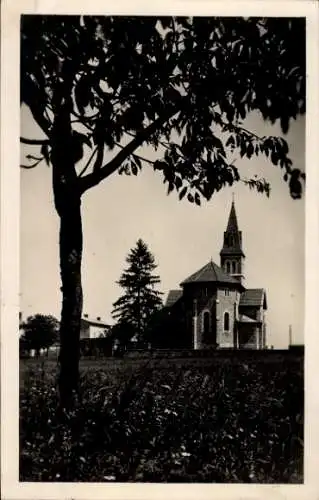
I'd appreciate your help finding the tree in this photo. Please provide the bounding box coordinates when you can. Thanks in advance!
[112,239,163,345]
[19,314,59,356]
[20,16,305,406]
[146,303,193,349]
[109,320,136,353]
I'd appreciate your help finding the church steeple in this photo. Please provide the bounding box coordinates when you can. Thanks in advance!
[220,198,245,284]
[226,197,239,233]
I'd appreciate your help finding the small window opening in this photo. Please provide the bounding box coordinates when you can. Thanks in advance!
[224,312,230,331]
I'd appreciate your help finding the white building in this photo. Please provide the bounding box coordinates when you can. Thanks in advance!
[80,314,110,339]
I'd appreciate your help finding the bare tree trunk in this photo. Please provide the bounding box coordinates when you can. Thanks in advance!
[51,92,83,409]
[58,198,83,408]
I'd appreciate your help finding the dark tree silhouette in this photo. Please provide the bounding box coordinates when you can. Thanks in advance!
[19,314,59,356]
[112,239,163,344]
[146,308,190,349]
[109,321,136,353]
[20,16,305,406]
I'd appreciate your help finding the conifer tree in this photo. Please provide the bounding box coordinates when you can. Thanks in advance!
[112,239,163,344]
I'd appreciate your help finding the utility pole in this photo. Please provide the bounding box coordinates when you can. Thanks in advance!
[289,293,294,348]
[193,299,198,350]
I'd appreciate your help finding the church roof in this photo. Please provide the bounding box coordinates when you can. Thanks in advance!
[239,289,267,309]
[226,200,239,232]
[238,314,259,323]
[165,289,183,307]
[180,261,242,287]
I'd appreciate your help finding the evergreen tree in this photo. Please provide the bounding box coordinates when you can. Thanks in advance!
[112,239,163,344]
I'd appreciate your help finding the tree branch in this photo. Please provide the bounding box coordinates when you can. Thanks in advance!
[78,104,181,194]
[114,143,155,166]
[20,157,44,169]
[78,147,98,177]
[20,137,50,146]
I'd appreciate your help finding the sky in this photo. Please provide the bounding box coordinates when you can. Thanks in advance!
[20,104,305,349]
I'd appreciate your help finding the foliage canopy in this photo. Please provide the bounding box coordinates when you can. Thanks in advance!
[21,16,305,200]
[20,314,59,353]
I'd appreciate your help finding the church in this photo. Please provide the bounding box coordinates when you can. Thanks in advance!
[165,200,267,350]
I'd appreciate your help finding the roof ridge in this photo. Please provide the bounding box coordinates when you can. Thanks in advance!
[196,262,211,281]
[180,259,243,286]
[210,260,219,281]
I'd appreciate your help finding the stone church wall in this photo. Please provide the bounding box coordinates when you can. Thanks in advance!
[216,288,238,347]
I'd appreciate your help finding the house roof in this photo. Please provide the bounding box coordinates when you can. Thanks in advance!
[81,317,110,329]
[239,289,267,309]
[165,289,183,307]
[180,260,243,287]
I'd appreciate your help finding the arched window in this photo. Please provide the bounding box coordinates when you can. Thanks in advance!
[232,261,237,274]
[203,311,210,335]
[224,312,230,331]
[226,261,231,274]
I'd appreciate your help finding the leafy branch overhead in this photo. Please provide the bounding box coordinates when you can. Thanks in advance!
[21,16,305,200]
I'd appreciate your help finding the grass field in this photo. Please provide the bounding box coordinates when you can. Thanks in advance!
[20,353,304,483]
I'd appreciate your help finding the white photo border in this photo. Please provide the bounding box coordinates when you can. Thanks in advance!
[1,1,318,499]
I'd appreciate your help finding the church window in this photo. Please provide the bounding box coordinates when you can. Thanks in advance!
[224,312,230,331]
[193,299,198,316]
[203,311,210,335]
[226,261,231,274]
[232,261,237,274]
[225,289,230,296]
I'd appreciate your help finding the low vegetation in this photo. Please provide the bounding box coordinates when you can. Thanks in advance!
[20,354,303,482]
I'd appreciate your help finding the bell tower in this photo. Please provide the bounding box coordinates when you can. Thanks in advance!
[220,196,245,284]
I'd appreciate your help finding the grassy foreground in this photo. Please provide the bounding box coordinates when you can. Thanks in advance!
[20,355,303,483]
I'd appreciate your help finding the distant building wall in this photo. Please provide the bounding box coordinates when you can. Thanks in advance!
[80,321,90,339]
[80,317,109,339]
[89,324,106,339]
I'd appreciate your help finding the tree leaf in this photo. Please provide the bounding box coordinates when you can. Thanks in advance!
[40,144,50,166]
[175,177,182,190]
[195,193,201,206]
[134,155,142,169]
[179,186,187,200]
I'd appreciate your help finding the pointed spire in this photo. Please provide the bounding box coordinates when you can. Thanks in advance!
[226,199,239,233]
[220,197,245,281]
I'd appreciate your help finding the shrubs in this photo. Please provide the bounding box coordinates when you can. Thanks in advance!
[20,356,303,482]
